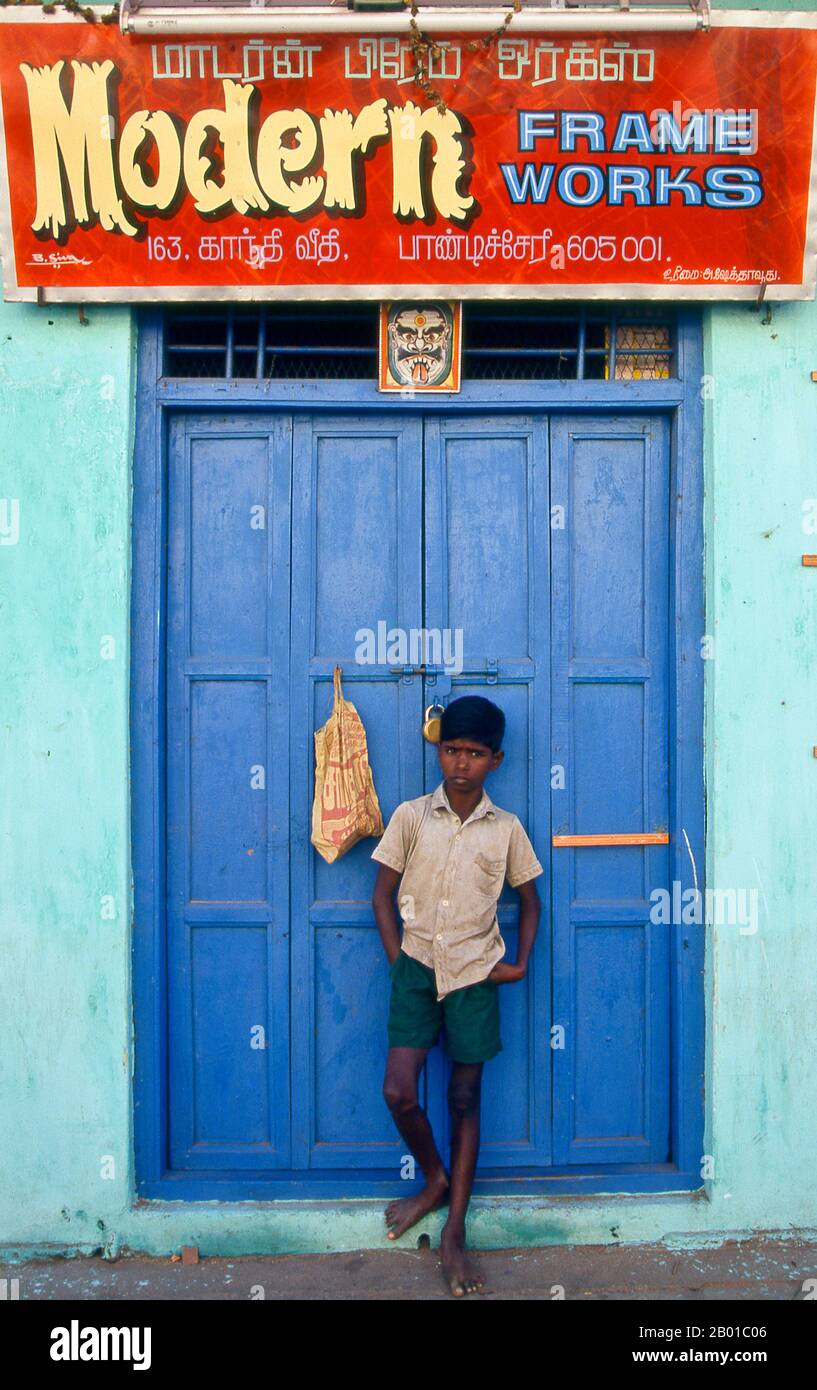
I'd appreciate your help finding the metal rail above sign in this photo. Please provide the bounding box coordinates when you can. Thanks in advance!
[118,2,710,36]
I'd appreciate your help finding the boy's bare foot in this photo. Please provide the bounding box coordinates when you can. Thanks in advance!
[385,1172,449,1240]
[440,1223,485,1297]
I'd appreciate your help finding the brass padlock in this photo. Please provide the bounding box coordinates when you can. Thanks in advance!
[422,703,445,744]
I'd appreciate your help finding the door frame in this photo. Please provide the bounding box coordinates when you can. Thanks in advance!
[131,308,705,1201]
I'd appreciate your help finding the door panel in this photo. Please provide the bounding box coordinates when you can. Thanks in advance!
[289,414,424,1168]
[423,416,552,1165]
[167,413,292,1169]
[550,415,671,1165]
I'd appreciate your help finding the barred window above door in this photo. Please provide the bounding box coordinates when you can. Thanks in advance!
[162,305,675,382]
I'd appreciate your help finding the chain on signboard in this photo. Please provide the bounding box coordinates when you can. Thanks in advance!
[405,0,524,113]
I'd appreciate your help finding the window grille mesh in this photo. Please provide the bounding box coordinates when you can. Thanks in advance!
[162,305,676,382]
[611,323,672,380]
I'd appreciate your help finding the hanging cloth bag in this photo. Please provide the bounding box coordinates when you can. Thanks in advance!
[311,666,384,864]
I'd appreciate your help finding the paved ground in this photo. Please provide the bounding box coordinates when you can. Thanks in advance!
[3,1235,815,1299]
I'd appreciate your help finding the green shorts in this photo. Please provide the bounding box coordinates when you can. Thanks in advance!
[387,949,502,1064]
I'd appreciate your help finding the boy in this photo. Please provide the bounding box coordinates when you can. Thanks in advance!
[371,695,542,1297]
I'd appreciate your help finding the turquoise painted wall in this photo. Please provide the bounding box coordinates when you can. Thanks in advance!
[0,301,137,1255]
[3,4,817,1258]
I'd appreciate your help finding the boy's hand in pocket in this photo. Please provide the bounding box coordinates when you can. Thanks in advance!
[488,961,526,984]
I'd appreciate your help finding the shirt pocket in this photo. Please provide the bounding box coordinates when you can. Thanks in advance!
[473,852,506,896]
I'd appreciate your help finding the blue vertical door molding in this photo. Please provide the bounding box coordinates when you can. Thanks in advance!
[668,315,706,1186]
[166,412,293,1169]
[423,414,552,1166]
[550,414,672,1165]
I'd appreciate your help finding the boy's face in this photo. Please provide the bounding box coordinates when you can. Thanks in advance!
[437,736,504,794]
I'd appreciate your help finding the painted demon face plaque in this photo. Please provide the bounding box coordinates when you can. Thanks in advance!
[379,302,462,392]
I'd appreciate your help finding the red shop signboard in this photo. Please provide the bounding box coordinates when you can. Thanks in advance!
[1,11,816,301]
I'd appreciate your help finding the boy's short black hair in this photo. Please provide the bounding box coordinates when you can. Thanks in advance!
[439,696,506,753]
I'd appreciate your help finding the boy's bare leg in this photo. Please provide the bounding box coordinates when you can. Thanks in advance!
[440,1061,486,1296]
[383,1045,450,1240]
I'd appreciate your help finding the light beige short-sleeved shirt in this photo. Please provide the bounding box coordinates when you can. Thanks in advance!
[371,781,543,1001]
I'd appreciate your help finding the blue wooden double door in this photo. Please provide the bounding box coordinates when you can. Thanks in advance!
[166,407,672,1182]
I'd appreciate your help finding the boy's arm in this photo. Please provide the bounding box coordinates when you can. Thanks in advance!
[372,863,403,965]
[488,816,544,983]
[488,877,541,984]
